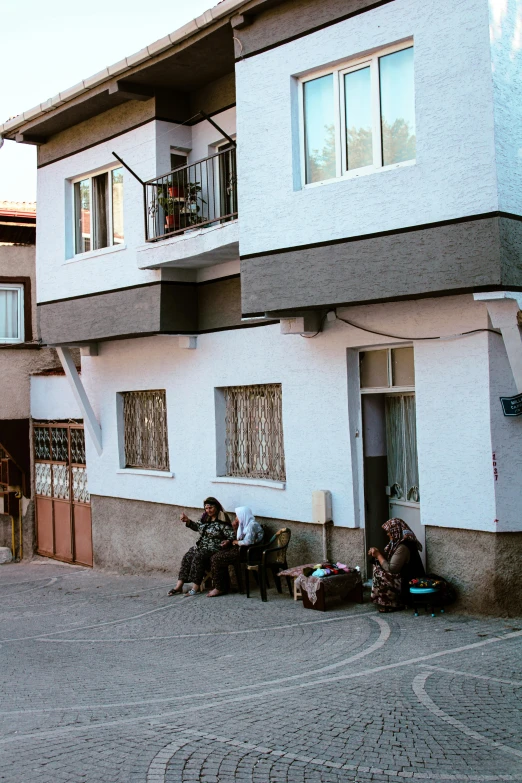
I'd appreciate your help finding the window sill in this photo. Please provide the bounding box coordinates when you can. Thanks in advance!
[117,468,174,478]
[0,341,39,350]
[212,476,286,490]
[302,159,416,190]
[65,244,127,264]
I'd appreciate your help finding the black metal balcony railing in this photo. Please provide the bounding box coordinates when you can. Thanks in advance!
[144,147,237,242]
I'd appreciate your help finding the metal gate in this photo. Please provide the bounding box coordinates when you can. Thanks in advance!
[34,423,92,566]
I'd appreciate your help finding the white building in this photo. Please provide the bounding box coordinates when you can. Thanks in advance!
[2,0,522,613]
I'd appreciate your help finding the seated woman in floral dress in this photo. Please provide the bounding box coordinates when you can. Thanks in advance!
[168,497,234,596]
[207,506,264,597]
[368,518,425,612]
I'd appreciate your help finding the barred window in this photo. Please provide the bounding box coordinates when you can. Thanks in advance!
[122,390,169,471]
[223,384,285,481]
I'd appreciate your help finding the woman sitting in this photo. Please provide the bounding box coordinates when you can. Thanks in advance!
[368,517,425,613]
[207,506,264,598]
[168,497,234,597]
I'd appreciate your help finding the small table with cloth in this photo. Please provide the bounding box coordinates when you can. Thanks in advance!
[295,571,363,612]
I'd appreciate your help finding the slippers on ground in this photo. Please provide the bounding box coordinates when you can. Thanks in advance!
[185,588,200,597]
[167,588,183,596]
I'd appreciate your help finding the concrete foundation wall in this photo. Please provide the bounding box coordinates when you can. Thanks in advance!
[426,525,522,616]
[91,493,365,575]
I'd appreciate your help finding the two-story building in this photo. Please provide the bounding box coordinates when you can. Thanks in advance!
[0,201,81,562]
[2,0,521,613]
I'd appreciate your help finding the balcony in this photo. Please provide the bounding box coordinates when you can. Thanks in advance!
[138,146,239,271]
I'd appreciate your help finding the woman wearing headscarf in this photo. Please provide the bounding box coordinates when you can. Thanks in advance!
[368,518,425,612]
[167,497,234,596]
[207,506,264,597]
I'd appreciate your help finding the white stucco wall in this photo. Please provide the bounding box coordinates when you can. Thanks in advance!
[236,0,497,255]
[489,0,522,215]
[36,108,237,304]
[488,330,522,531]
[415,334,498,534]
[30,375,82,420]
[79,293,517,533]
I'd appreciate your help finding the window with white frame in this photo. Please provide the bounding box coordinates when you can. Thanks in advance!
[73,166,124,254]
[301,43,415,185]
[222,384,286,481]
[0,284,24,343]
[121,390,169,471]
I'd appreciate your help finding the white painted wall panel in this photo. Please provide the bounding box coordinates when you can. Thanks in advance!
[489,0,522,215]
[415,333,498,533]
[79,294,513,532]
[236,0,497,255]
[36,108,237,304]
[36,120,161,304]
[30,375,82,420]
[488,331,522,531]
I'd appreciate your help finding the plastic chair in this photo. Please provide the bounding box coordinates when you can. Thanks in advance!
[243,528,292,602]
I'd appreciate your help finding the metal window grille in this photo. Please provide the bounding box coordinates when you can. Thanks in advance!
[122,390,169,471]
[223,384,285,481]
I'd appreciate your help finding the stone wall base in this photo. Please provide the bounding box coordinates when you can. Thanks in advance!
[90,495,365,576]
[89,497,522,616]
[426,526,522,617]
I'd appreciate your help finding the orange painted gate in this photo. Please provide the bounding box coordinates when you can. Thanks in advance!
[34,423,92,566]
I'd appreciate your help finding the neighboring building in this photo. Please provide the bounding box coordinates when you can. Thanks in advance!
[0,202,82,561]
[2,0,521,613]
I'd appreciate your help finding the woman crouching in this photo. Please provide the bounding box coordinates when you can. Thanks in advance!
[207,506,264,597]
[368,518,425,613]
[168,497,234,597]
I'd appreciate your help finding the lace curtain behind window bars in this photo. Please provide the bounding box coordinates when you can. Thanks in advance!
[224,384,286,481]
[34,426,89,502]
[385,395,419,502]
[122,391,170,471]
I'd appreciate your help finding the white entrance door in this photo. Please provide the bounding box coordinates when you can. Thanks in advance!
[385,394,425,566]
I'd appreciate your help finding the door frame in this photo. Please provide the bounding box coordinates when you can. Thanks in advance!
[34,421,92,567]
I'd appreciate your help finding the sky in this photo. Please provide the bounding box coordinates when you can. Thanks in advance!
[0,0,214,203]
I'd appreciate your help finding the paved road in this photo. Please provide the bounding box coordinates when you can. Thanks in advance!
[0,560,521,783]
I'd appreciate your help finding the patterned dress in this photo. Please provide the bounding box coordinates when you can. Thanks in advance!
[178,514,235,585]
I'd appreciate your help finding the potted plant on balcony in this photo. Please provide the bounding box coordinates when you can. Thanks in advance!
[157,186,181,233]
[181,181,206,230]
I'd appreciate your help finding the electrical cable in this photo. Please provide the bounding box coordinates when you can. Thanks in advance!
[334,312,502,342]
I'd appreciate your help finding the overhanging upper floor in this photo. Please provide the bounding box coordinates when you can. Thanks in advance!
[240,213,522,317]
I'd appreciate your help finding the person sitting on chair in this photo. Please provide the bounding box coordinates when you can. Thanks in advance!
[207,506,264,598]
[368,517,425,612]
[168,497,234,597]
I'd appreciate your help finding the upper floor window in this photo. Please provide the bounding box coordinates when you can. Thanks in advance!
[301,43,415,185]
[73,166,124,254]
[0,284,24,343]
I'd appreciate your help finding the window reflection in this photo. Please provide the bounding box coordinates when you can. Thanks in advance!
[112,168,124,245]
[304,74,336,183]
[344,66,373,171]
[379,47,416,166]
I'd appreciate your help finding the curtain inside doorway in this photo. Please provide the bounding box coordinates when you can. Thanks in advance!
[385,395,419,501]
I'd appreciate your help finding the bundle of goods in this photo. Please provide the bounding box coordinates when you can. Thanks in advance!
[409,577,443,594]
[302,562,360,578]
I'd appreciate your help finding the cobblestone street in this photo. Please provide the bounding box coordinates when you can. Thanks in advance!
[1,560,521,783]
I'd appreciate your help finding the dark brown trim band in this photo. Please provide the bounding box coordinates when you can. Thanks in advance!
[240,211,522,260]
[37,273,241,308]
[236,0,396,61]
[36,102,237,170]
[243,285,522,319]
[197,273,240,287]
